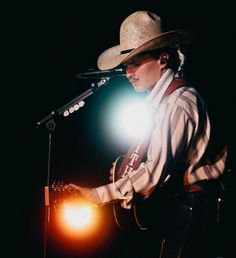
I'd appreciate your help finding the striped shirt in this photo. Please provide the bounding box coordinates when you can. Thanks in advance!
[92,69,227,208]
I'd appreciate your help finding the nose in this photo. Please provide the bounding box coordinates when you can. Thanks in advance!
[126,72,134,80]
[125,65,135,80]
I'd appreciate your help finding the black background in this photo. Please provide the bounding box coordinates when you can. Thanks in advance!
[5,1,235,257]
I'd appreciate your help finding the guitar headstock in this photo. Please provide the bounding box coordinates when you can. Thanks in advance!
[50,180,79,211]
[51,180,65,192]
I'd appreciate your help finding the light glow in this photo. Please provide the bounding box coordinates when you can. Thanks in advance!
[103,89,153,148]
[53,199,100,238]
[118,100,152,140]
[63,203,92,228]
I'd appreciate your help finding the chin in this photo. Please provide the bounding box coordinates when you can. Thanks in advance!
[133,85,149,93]
[133,87,143,92]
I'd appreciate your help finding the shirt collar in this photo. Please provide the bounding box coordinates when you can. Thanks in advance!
[146,68,175,109]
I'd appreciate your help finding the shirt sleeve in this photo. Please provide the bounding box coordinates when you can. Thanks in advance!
[130,103,195,194]
[92,176,134,208]
[93,102,196,208]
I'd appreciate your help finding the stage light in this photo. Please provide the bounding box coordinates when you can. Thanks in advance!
[106,94,153,147]
[52,199,100,238]
[117,100,152,140]
[50,200,114,255]
[63,203,92,228]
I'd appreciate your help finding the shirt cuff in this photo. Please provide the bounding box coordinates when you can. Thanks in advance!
[92,177,134,209]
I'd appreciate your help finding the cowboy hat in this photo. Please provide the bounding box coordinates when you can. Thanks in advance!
[97,11,193,70]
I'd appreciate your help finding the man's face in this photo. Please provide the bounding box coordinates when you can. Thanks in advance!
[124,53,163,92]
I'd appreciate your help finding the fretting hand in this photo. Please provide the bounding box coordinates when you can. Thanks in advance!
[63,184,98,206]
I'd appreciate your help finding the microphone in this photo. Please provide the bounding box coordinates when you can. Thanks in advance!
[76,68,126,79]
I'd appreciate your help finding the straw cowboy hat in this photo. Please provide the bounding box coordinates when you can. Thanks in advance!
[97,11,193,70]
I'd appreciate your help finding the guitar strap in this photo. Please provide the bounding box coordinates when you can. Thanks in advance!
[116,77,190,180]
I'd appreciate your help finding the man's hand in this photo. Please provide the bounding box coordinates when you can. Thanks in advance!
[109,162,116,182]
[63,184,97,205]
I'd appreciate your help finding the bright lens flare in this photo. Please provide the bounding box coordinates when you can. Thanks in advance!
[63,203,92,228]
[118,101,152,140]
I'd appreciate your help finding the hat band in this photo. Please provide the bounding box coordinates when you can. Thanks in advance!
[120,48,134,55]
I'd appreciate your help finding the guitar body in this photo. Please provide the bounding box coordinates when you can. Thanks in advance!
[112,156,145,230]
[112,156,166,231]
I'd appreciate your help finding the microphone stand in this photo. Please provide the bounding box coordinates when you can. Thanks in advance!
[36,77,110,258]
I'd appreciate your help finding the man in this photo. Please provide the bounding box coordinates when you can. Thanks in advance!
[64,11,228,257]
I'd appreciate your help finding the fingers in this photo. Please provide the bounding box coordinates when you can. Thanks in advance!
[109,164,115,182]
[109,166,114,175]
[63,183,80,191]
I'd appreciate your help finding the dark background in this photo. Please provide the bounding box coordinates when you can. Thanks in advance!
[5,1,235,257]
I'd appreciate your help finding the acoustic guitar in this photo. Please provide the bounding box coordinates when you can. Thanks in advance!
[112,154,180,232]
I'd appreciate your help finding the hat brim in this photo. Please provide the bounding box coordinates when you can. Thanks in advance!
[97,30,193,70]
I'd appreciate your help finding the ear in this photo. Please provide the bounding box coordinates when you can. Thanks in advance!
[159,52,169,66]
